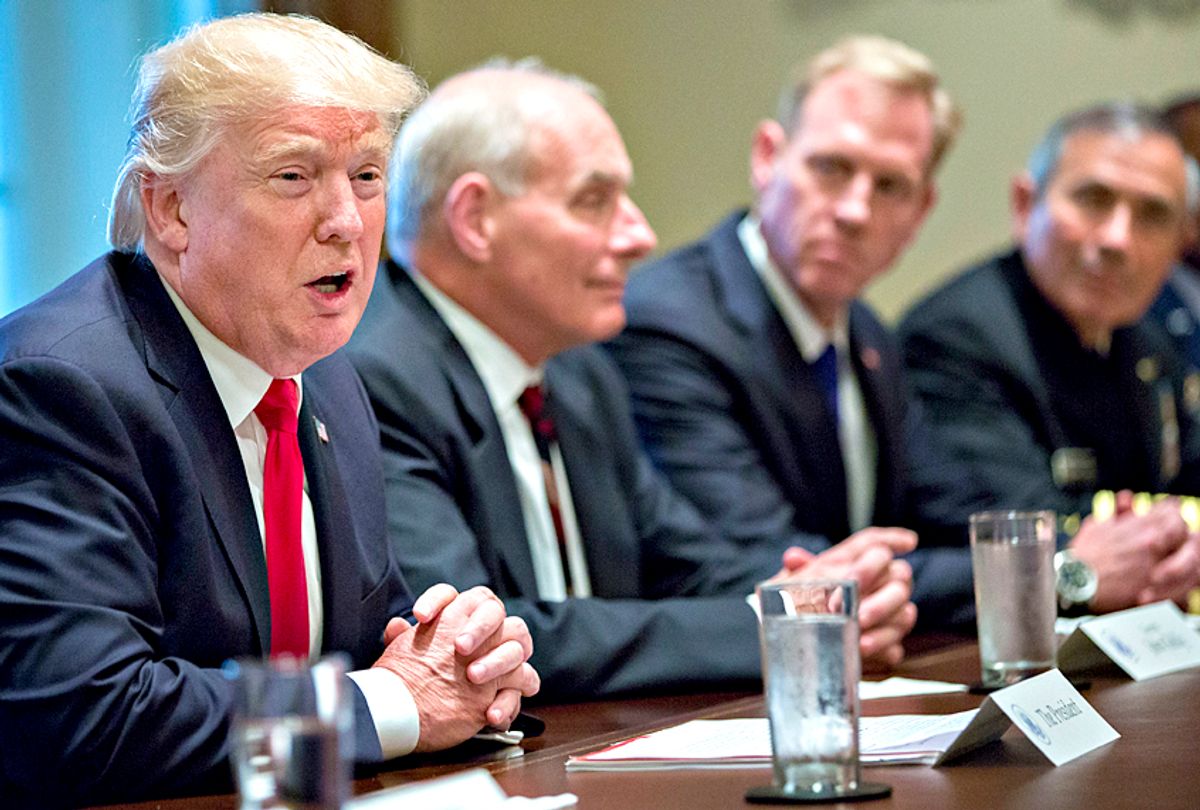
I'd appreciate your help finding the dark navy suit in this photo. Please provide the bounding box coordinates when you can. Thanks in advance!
[346,261,775,702]
[607,212,979,630]
[1149,266,1200,372]
[899,248,1200,517]
[0,253,411,806]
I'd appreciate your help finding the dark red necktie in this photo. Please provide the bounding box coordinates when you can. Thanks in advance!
[255,378,309,658]
[517,384,574,595]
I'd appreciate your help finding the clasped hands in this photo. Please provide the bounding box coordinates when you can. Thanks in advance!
[772,528,919,670]
[1070,490,1200,613]
[374,584,540,752]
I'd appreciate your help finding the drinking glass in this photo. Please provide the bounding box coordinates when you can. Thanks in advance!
[747,579,890,803]
[970,509,1058,688]
[227,655,352,810]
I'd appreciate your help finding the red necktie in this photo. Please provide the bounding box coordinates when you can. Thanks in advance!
[517,384,574,595]
[255,379,309,658]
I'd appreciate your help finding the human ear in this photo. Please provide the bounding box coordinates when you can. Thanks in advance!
[750,120,787,196]
[1010,173,1037,244]
[140,175,189,254]
[443,172,496,263]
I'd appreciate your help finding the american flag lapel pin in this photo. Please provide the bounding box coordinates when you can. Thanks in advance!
[314,416,330,444]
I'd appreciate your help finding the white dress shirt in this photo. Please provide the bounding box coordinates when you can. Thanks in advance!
[737,215,877,533]
[160,277,418,758]
[411,270,592,600]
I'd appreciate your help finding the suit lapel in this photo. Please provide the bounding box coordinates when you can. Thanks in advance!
[391,266,540,595]
[847,307,899,524]
[545,360,640,597]
[298,388,359,653]
[447,341,542,595]
[707,217,849,539]
[118,254,271,654]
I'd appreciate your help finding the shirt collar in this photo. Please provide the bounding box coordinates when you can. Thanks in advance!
[158,273,301,428]
[409,268,543,409]
[737,214,849,362]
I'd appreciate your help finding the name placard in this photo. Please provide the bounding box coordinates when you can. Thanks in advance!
[937,670,1118,767]
[1058,601,1200,681]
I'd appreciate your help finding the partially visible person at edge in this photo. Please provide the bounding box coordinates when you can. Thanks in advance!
[1148,93,1200,370]
[900,101,1200,616]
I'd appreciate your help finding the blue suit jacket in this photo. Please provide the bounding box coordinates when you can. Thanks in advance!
[1149,266,1200,372]
[346,261,775,701]
[0,253,411,806]
[607,212,980,630]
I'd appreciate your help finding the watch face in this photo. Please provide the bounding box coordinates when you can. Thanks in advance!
[1057,558,1098,603]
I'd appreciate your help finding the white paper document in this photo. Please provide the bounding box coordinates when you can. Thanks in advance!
[859,677,969,700]
[565,711,979,771]
[568,671,1119,772]
[347,769,576,810]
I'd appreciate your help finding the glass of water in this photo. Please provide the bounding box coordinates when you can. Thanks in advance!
[226,654,352,810]
[747,579,890,803]
[969,510,1058,688]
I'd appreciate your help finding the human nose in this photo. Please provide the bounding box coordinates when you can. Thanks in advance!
[610,196,657,259]
[1095,202,1133,254]
[315,175,364,243]
[833,172,872,230]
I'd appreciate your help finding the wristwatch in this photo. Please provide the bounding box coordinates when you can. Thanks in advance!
[1054,549,1098,616]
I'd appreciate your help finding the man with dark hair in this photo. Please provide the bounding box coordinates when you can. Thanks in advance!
[900,102,1200,616]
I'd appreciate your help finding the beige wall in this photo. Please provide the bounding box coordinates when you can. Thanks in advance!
[395,0,1200,321]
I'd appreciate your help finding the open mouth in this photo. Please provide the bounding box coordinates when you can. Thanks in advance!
[307,273,350,294]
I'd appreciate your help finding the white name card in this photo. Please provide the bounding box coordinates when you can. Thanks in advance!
[936,669,1119,767]
[346,768,577,810]
[1058,601,1200,681]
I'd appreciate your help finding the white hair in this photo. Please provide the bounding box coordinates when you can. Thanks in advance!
[109,12,425,251]
[386,57,601,256]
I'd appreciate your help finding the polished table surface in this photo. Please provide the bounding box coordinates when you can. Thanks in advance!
[98,641,1200,809]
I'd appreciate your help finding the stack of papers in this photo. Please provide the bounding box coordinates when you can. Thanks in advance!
[566,711,978,771]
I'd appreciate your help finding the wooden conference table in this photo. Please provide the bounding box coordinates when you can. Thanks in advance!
[100,640,1199,810]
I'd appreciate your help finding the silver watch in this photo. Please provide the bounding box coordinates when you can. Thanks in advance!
[1054,549,1098,613]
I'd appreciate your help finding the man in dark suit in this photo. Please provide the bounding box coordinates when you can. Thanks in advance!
[0,15,536,807]
[607,36,979,630]
[1149,95,1200,370]
[348,61,919,701]
[899,102,1200,615]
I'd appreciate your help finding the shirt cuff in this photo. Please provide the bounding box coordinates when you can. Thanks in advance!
[346,667,420,759]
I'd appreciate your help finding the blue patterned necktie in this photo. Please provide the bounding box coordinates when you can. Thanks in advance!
[812,344,839,420]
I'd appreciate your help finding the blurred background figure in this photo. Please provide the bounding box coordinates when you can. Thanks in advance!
[900,102,1200,617]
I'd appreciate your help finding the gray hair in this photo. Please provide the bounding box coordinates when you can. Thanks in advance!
[1026,101,1200,215]
[776,34,962,175]
[108,12,425,251]
[386,57,601,256]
